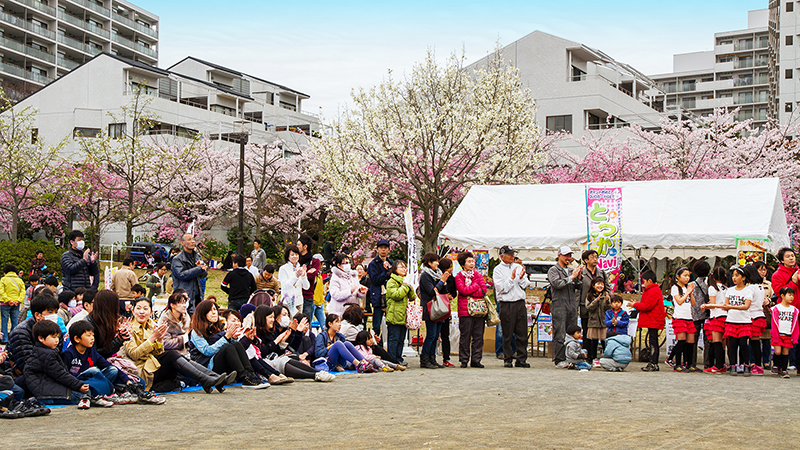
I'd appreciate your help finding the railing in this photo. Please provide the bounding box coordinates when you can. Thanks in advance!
[735,59,754,69]
[734,77,753,86]
[756,40,769,49]
[11,0,56,16]
[112,12,157,38]
[0,12,56,39]
[755,75,769,84]
[681,100,696,109]
[734,41,754,51]
[58,11,110,38]
[734,95,753,105]
[210,104,237,117]
[64,0,110,17]
[0,36,55,63]
[755,58,769,67]
[111,33,157,58]
[57,34,100,55]
[680,83,696,92]
[0,61,52,84]
[179,97,207,109]
[57,56,80,70]
[279,101,297,112]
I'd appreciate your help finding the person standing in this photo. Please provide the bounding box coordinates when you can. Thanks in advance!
[170,234,207,314]
[60,230,98,292]
[493,246,531,368]
[221,255,257,313]
[547,246,582,368]
[367,240,393,337]
[296,235,320,317]
[250,239,267,273]
[146,263,169,300]
[110,257,138,314]
[418,252,449,369]
[771,247,800,369]
[322,238,335,270]
[0,264,24,344]
[578,250,607,352]
[30,251,47,278]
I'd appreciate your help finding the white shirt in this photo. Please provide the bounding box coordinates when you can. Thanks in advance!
[66,309,89,331]
[671,285,693,320]
[492,262,531,302]
[776,304,797,336]
[726,286,754,324]
[748,284,766,319]
[278,262,309,304]
[246,266,260,278]
[708,284,727,319]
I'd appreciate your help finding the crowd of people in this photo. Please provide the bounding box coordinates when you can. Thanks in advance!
[1,229,799,419]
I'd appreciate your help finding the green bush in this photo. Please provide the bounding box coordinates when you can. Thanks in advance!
[0,240,65,281]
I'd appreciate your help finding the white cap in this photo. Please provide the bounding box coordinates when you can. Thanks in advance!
[557,246,573,256]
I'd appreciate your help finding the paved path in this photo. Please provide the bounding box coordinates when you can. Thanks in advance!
[5,356,800,449]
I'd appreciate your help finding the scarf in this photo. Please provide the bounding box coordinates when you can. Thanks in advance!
[462,270,475,287]
[420,265,442,281]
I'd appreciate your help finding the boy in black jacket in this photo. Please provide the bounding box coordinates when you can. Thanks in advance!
[221,255,257,312]
[23,320,89,405]
[8,293,61,378]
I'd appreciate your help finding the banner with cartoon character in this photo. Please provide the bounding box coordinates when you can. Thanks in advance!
[586,187,623,289]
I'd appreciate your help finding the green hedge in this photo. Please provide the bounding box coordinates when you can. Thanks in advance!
[0,240,64,281]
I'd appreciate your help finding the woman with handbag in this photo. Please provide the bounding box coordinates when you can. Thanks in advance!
[385,260,415,364]
[455,252,488,368]
[419,252,450,369]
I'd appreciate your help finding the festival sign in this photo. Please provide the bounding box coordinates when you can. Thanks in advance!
[473,250,490,273]
[403,203,419,289]
[536,314,553,342]
[736,238,768,266]
[586,187,623,285]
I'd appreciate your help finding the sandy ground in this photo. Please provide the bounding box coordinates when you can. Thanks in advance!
[3,355,800,450]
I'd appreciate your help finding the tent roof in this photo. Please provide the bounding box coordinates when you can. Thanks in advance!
[439,178,790,255]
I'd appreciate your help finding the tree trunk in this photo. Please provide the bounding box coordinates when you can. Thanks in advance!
[125,221,133,257]
[10,203,19,242]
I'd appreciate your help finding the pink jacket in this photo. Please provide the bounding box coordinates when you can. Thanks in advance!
[355,344,376,362]
[455,271,487,317]
[328,267,365,317]
[771,304,800,344]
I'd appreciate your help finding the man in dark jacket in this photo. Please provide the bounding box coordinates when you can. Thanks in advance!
[221,255,257,312]
[24,320,87,404]
[171,234,207,314]
[60,230,99,292]
[8,294,61,378]
[367,239,393,336]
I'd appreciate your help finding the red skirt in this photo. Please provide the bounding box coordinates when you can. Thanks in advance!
[772,334,794,348]
[724,322,752,339]
[672,319,696,334]
[750,317,767,338]
[705,316,727,334]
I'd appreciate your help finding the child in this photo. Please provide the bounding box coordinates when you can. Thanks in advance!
[701,267,728,374]
[585,277,610,367]
[57,290,75,325]
[63,321,137,406]
[354,330,404,372]
[670,267,697,372]
[743,264,768,376]
[627,271,665,372]
[598,331,632,371]
[224,308,291,386]
[17,274,39,323]
[70,287,86,316]
[722,265,753,376]
[771,287,799,378]
[565,324,591,370]
[23,320,90,407]
[8,293,61,377]
[604,295,630,335]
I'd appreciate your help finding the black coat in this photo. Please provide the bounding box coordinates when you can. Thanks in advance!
[221,268,257,302]
[23,342,83,401]
[60,248,98,291]
[419,271,446,321]
[7,317,64,376]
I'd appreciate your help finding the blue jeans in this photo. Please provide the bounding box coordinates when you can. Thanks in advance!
[0,304,19,342]
[302,298,314,317]
[386,324,406,363]
[77,366,118,397]
[422,319,442,356]
[572,360,592,370]
[39,390,85,405]
[371,300,384,336]
[312,304,326,331]
[325,341,365,370]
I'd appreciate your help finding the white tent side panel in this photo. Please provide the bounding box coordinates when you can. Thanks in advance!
[439,178,790,254]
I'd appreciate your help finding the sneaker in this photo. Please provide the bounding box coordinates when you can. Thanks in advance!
[665,358,676,368]
[103,394,121,404]
[687,366,701,373]
[772,365,779,374]
[314,371,336,382]
[555,361,570,369]
[592,359,601,368]
[394,364,406,371]
[90,396,114,408]
[138,392,166,405]
[381,366,394,372]
[0,406,22,419]
[730,365,738,376]
[504,362,513,368]
[470,362,484,368]
[789,365,797,371]
[708,367,724,374]
[641,363,659,372]
[567,363,577,370]
[674,365,689,373]
[77,397,90,410]
[24,398,50,416]
[782,370,791,379]
[241,372,270,389]
[743,365,751,377]
[442,361,454,368]
[613,367,624,372]
[751,365,764,376]
[356,361,371,373]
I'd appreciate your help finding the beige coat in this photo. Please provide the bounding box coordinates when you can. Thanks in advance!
[123,319,164,390]
[111,266,139,300]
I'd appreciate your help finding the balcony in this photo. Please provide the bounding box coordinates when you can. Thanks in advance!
[696,79,734,91]
[111,33,157,58]
[57,11,110,39]
[64,0,110,17]
[734,77,754,86]
[734,41,754,51]
[696,98,730,109]
[735,95,754,105]
[715,43,734,54]
[715,61,734,71]
[112,12,157,38]
[755,74,769,85]
[10,0,56,17]
[57,56,80,70]
[57,34,100,56]
[0,12,56,39]
[0,36,55,63]
[734,59,754,69]
[0,61,52,84]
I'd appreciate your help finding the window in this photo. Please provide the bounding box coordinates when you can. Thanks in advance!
[545,115,572,133]
[788,2,794,12]
[788,35,794,46]
[73,127,101,138]
[108,123,126,139]
[786,103,793,113]
[701,77,713,83]
[31,128,38,144]
[787,69,794,79]
[718,55,733,63]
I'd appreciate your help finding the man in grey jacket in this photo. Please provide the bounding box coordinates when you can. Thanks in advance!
[547,246,583,368]
[171,233,207,313]
[251,239,267,273]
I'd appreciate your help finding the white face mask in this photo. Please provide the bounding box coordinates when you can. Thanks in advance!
[44,314,59,324]
[279,316,290,328]
[75,240,85,251]
[68,300,77,308]
[342,263,351,272]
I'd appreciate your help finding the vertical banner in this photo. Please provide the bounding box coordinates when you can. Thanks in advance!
[473,250,490,274]
[586,187,623,289]
[403,203,419,289]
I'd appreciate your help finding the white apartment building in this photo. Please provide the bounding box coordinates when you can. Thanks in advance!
[14,52,319,155]
[773,0,800,125]
[467,31,678,156]
[0,0,157,98]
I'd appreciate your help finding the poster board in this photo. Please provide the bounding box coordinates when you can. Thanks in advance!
[736,238,768,266]
[473,250,489,273]
[537,314,553,342]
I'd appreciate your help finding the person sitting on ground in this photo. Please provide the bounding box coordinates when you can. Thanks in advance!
[24,319,87,407]
[598,330,632,372]
[126,297,230,395]
[8,294,61,378]
[70,287,86,317]
[328,253,367,318]
[85,290,131,360]
[565,324,591,370]
[221,251,236,271]
[57,290,75,325]
[146,263,169,300]
[221,255,257,313]
[223,308,291,386]
[254,264,280,295]
[252,305,333,382]
[354,330,404,372]
[188,300,268,389]
[340,303,365,342]
[604,295,630,335]
[157,290,191,355]
[17,274,39,323]
[67,289,96,331]
[315,314,375,373]
[43,276,59,295]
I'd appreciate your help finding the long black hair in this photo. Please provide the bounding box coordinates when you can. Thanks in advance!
[672,267,691,296]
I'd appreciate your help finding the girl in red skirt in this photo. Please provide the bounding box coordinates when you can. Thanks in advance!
[670,267,696,372]
[744,264,768,375]
[702,267,728,373]
[771,286,799,378]
[722,266,754,376]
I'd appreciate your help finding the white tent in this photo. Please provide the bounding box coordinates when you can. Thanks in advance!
[439,178,790,259]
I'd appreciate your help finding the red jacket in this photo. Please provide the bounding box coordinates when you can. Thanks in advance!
[632,283,665,330]
[455,271,487,318]
[772,264,800,307]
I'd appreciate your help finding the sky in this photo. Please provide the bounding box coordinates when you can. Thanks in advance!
[133,0,767,119]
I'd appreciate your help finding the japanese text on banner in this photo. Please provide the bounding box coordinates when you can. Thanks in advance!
[586,187,623,282]
[403,203,419,289]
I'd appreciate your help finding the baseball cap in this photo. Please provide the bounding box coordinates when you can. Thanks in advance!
[557,246,574,256]
[376,239,391,248]
[499,245,517,255]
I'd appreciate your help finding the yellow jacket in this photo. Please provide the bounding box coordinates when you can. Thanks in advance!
[123,318,164,390]
[0,272,25,305]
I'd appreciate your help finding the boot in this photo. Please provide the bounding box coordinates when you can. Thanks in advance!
[430,355,445,369]
[173,356,226,394]
[420,354,438,369]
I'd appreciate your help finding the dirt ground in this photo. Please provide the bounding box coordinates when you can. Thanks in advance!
[4,355,800,450]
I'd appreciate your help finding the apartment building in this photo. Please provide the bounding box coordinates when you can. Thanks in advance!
[14,52,319,155]
[773,0,800,125]
[0,0,157,98]
[467,31,677,156]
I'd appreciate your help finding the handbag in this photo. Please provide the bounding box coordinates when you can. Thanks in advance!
[428,289,451,322]
[380,285,387,311]
[485,298,500,327]
[467,296,488,317]
[406,298,422,330]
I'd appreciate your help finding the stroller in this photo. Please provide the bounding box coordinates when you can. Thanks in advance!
[248,289,275,308]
